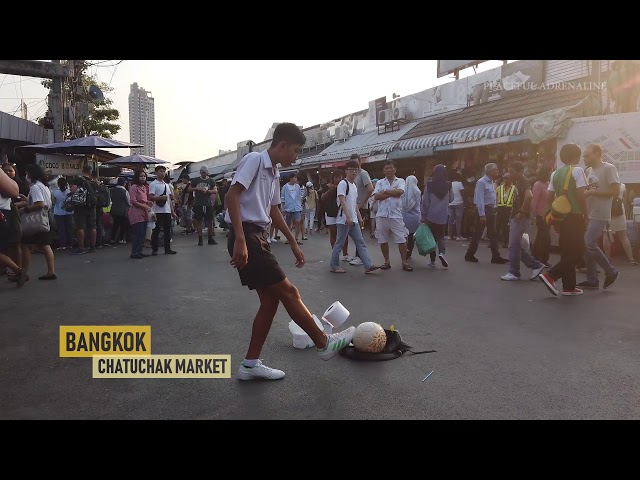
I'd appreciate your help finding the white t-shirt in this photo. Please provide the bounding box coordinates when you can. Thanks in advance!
[336,179,357,225]
[548,166,588,192]
[449,181,465,206]
[148,180,172,214]
[29,181,52,209]
[224,151,280,229]
[0,193,11,210]
[584,163,620,222]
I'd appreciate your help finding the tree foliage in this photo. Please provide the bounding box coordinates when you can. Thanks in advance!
[39,65,121,139]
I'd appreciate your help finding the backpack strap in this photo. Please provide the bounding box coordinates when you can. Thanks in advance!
[561,166,574,195]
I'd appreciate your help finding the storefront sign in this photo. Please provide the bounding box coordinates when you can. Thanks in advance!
[366,154,387,163]
[36,154,86,176]
[557,112,640,184]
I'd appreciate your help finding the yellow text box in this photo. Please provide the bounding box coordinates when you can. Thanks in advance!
[60,326,151,358]
[92,355,231,378]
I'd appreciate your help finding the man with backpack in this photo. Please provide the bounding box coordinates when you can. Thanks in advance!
[329,160,379,274]
[70,165,98,255]
[539,144,589,296]
[92,170,111,249]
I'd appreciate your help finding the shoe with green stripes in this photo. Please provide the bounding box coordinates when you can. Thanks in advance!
[317,327,355,361]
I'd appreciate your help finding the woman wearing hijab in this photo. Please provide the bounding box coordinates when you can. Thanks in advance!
[421,164,452,268]
[402,175,422,261]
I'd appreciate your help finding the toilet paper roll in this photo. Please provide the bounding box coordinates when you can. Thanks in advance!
[322,301,350,328]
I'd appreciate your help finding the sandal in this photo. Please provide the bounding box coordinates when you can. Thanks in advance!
[302,237,308,240]
[330,267,346,273]
[379,263,391,270]
[38,273,57,280]
[402,264,414,272]
[365,266,380,274]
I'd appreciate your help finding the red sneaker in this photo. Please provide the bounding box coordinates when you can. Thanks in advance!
[562,288,584,296]
[539,272,559,296]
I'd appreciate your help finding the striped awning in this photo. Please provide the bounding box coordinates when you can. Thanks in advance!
[393,117,528,151]
[299,141,397,166]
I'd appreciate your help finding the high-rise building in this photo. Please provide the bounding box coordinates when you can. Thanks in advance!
[128,82,155,156]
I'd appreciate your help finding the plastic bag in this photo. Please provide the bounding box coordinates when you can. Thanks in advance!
[289,315,332,349]
[415,223,437,256]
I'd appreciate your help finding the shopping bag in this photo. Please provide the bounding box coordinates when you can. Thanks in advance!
[415,223,437,256]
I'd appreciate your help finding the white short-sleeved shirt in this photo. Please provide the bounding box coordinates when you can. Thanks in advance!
[148,180,172,214]
[373,176,405,219]
[336,179,358,225]
[584,162,620,222]
[548,167,588,192]
[29,181,52,209]
[449,181,465,206]
[224,151,280,229]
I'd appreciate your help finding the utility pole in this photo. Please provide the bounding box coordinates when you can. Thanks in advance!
[50,60,64,142]
[0,60,70,142]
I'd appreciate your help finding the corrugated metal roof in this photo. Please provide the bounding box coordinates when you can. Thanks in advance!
[299,120,420,166]
[0,111,49,144]
[399,89,592,141]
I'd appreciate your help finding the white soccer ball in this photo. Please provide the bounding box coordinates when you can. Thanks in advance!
[353,322,387,353]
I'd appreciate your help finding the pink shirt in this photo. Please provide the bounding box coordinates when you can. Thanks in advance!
[531,180,548,217]
[128,184,149,225]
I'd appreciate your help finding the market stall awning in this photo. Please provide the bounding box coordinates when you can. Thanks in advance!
[392,117,528,151]
[299,142,397,167]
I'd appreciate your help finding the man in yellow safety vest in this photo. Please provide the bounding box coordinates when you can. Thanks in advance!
[496,172,516,248]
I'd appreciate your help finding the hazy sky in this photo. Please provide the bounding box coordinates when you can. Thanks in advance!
[0,60,510,164]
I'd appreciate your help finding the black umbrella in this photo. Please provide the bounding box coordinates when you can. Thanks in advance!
[105,154,171,165]
[18,135,143,154]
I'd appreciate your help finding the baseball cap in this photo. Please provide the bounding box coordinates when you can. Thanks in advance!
[306,181,313,187]
[200,165,208,173]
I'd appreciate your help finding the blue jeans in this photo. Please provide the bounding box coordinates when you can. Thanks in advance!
[585,218,617,284]
[55,214,74,248]
[331,223,373,270]
[508,216,544,277]
[448,204,463,237]
[131,221,147,256]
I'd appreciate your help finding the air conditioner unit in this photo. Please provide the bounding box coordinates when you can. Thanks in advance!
[335,126,349,140]
[317,130,330,144]
[378,109,392,125]
[392,106,408,121]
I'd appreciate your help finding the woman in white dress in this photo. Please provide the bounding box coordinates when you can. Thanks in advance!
[603,182,637,265]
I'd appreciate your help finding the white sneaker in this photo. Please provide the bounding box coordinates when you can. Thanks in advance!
[342,255,355,262]
[349,257,363,266]
[317,327,355,361]
[501,273,520,281]
[270,237,278,243]
[439,253,449,268]
[530,264,545,280]
[455,236,465,241]
[445,236,453,240]
[237,360,285,380]
[267,238,272,243]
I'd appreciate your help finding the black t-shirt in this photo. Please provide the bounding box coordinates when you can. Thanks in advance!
[510,177,531,218]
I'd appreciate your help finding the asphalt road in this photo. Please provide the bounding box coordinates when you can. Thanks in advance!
[2,227,639,419]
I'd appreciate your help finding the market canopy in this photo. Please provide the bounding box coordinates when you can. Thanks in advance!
[18,135,143,154]
[104,153,171,166]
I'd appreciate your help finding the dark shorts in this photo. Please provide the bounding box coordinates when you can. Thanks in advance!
[227,222,286,290]
[21,230,52,246]
[193,205,214,221]
[0,208,21,246]
[74,206,96,230]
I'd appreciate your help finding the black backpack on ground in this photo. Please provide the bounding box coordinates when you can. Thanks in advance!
[339,328,436,362]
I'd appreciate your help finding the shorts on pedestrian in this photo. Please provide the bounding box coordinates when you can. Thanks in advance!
[227,222,286,290]
[73,206,96,230]
[325,213,337,226]
[285,211,301,224]
[193,205,214,221]
[376,217,408,244]
[0,208,21,246]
